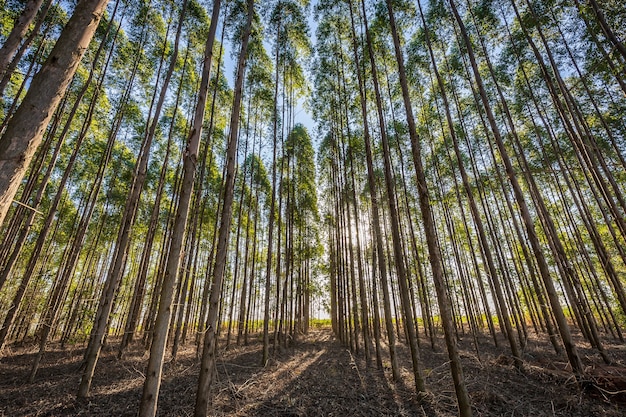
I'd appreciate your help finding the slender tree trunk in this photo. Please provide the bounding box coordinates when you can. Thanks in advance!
[118,44,190,358]
[196,0,254,412]
[29,81,120,381]
[0,0,54,98]
[0,0,111,226]
[450,0,583,377]
[587,0,626,63]
[0,0,45,78]
[138,1,221,415]
[263,15,282,366]
[345,0,400,381]
[384,1,471,414]
[193,0,254,401]
[417,0,522,367]
[78,0,187,398]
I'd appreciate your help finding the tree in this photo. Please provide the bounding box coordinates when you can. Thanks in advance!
[139,0,222,415]
[0,0,111,226]
[384,0,471,413]
[194,0,255,414]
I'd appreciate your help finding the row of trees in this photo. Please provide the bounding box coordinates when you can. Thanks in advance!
[1,0,626,415]
[0,0,320,415]
[314,0,625,415]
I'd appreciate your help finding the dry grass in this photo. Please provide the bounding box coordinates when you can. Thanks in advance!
[1,329,625,416]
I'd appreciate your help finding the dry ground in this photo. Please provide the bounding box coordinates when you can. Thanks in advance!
[1,328,625,416]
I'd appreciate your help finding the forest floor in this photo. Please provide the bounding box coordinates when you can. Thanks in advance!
[1,327,626,416]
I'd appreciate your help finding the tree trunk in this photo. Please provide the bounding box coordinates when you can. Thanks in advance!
[385,1,472,414]
[451,0,583,377]
[138,1,221,415]
[0,0,111,226]
[418,0,523,367]
[262,14,282,366]
[0,0,45,78]
[193,0,254,403]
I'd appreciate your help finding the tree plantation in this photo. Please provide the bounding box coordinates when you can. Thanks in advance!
[1,0,626,415]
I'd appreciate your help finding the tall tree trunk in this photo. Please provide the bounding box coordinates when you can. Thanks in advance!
[384,1,471,414]
[0,0,111,226]
[449,0,583,377]
[358,0,425,393]
[262,14,282,366]
[0,0,46,78]
[28,75,121,381]
[193,0,254,404]
[587,0,626,63]
[118,44,190,358]
[138,1,222,415]
[0,3,124,348]
[78,0,188,398]
[347,0,400,380]
[417,0,522,367]
[0,0,53,103]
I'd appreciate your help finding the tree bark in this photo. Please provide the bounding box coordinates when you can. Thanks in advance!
[0,0,45,78]
[384,1,472,414]
[138,1,221,415]
[0,0,111,226]
[194,0,253,408]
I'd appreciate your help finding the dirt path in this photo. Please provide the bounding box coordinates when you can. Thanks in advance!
[211,331,423,416]
[1,329,625,416]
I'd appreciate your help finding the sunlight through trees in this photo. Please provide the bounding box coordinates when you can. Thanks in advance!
[1,0,626,415]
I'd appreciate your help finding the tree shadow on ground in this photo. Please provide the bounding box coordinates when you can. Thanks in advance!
[238,332,428,417]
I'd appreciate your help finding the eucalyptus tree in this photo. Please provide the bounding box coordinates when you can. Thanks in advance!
[0,0,55,100]
[28,65,132,382]
[0,0,125,350]
[343,0,398,372]
[78,0,189,398]
[139,0,222,413]
[0,0,112,226]
[383,0,471,414]
[224,33,272,348]
[194,0,255,413]
[283,124,319,334]
[415,0,522,368]
[444,0,587,377]
[0,0,46,81]
[117,90,186,357]
[237,38,273,345]
[238,152,271,344]
[586,0,626,64]
[356,0,428,393]
[509,0,615,361]
[276,62,310,347]
[262,0,311,364]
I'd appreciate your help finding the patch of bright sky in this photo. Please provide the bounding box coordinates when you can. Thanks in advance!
[221,0,319,140]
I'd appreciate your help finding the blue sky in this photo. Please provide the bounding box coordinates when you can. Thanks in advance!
[221,1,319,140]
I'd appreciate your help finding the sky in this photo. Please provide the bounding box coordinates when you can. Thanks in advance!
[220,0,319,141]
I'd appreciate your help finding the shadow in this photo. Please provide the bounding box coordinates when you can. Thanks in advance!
[0,345,143,416]
[243,332,423,416]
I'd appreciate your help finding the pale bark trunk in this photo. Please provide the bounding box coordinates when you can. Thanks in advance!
[0,0,111,226]
[78,1,184,397]
[262,16,281,365]
[347,0,400,380]
[384,1,472,414]
[452,0,584,377]
[416,0,522,368]
[194,2,253,411]
[0,0,53,100]
[138,1,221,415]
[0,0,45,78]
